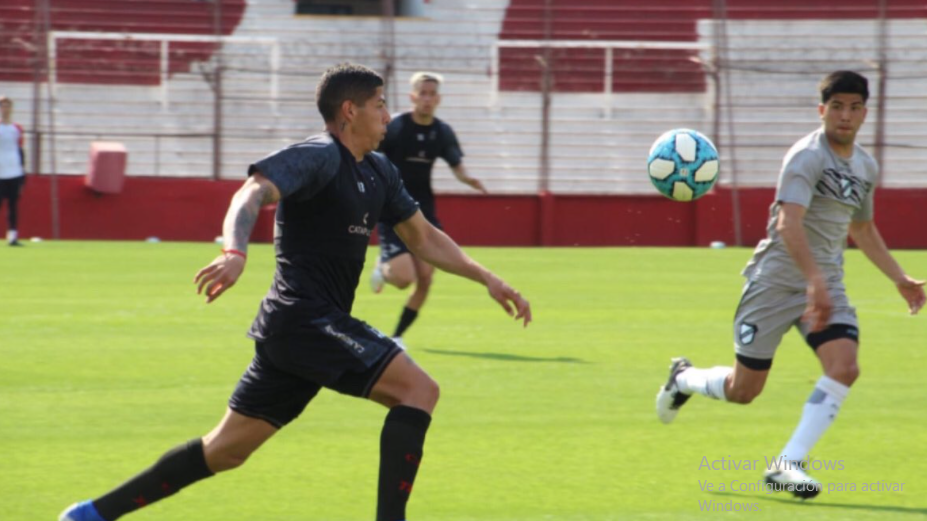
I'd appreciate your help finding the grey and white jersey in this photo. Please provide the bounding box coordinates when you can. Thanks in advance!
[742,129,878,290]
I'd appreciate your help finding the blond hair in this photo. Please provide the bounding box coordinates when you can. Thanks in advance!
[409,71,443,90]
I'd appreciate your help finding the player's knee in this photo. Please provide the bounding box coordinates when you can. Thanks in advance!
[381,372,441,412]
[418,375,440,408]
[392,274,415,290]
[404,374,439,412]
[827,363,860,386]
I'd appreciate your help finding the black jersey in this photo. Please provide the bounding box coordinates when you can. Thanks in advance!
[246,133,419,341]
[378,112,463,221]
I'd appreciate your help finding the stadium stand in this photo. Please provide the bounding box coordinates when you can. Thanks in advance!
[1,0,926,244]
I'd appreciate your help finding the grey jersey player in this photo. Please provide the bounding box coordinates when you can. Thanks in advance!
[655,71,925,499]
[744,127,877,292]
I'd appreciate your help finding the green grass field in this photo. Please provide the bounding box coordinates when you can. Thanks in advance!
[1,242,925,520]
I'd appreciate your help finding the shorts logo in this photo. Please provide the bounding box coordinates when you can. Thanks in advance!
[739,322,758,345]
[322,325,365,354]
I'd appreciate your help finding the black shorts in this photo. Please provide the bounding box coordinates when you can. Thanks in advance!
[0,176,25,201]
[377,212,442,264]
[229,311,403,428]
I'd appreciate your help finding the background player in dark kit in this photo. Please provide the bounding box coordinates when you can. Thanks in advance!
[371,72,487,347]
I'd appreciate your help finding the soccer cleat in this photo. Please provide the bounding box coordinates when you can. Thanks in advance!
[370,264,385,294]
[59,500,108,521]
[392,336,406,350]
[764,463,823,500]
[655,357,693,424]
[8,240,23,246]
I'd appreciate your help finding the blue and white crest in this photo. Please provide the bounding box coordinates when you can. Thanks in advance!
[840,178,852,199]
[739,322,758,345]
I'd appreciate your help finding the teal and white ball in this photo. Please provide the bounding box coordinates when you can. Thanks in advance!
[647,129,719,202]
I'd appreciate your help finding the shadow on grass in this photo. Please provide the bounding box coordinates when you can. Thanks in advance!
[422,348,587,364]
[708,491,926,515]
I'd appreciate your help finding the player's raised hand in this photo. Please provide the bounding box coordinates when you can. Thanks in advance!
[803,276,832,332]
[896,275,926,315]
[486,275,531,327]
[194,252,246,303]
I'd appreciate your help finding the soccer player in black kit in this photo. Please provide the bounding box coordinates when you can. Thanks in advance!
[60,63,531,521]
[370,72,487,348]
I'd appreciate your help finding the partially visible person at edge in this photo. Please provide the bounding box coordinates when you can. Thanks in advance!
[0,95,26,246]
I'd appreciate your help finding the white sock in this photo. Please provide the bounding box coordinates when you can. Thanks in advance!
[676,366,732,401]
[7,229,16,242]
[777,376,849,463]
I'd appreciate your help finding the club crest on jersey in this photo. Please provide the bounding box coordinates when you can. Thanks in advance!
[739,323,758,345]
[819,168,862,203]
[840,178,852,199]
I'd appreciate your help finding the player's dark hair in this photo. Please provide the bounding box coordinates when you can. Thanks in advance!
[819,71,869,104]
[316,63,384,123]
[0,96,11,105]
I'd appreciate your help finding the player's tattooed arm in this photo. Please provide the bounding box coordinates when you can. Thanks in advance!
[194,172,281,303]
[223,172,281,254]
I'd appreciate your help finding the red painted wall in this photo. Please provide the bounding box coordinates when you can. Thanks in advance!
[9,175,927,249]
[13,175,275,243]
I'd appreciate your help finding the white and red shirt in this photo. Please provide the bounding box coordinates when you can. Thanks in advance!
[0,122,25,179]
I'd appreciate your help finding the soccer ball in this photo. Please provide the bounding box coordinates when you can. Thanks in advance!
[647,129,719,201]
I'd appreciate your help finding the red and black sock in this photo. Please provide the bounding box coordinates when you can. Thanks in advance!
[93,438,214,520]
[377,405,431,521]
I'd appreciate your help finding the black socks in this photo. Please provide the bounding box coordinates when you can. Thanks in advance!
[377,406,432,521]
[90,410,432,521]
[93,438,214,520]
[393,306,419,338]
